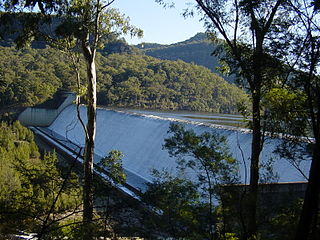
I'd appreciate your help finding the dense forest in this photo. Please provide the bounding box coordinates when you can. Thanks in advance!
[0,46,247,114]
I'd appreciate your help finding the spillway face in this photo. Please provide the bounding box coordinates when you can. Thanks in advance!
[46,105,310,192]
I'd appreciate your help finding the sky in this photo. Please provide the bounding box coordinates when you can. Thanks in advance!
[111,0,205,45]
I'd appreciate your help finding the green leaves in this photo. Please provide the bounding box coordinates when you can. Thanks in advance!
[262,87,309,136]
[164,123,239,186]
[97,53,248,113]
[98,150,126,185]
[0,47,75,109]
[0,121,82,234]
[0,44,248,114]
[141,123,239,239]
[141,171,204,239]
[100,8,143,39]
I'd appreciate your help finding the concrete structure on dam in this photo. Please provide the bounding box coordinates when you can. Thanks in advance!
[18,91,76,127]
[22,98,311,195]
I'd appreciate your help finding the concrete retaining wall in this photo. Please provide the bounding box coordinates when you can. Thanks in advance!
[18,92,76,127]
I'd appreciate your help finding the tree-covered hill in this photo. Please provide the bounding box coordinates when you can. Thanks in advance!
[136,33,223,76]
[0,47,73,110]
[0,46,247,114]
[96,53,247,113]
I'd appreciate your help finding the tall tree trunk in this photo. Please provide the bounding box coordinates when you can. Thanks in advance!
[82,40,97,240]
[246,90,262,239]
[295,138,320,240]
[245,43,263,239]
[295,54,320,239]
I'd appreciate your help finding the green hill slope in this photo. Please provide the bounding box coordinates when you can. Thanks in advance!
[0,46,247,114]
[96,53,247,113]
[136,33,222,76]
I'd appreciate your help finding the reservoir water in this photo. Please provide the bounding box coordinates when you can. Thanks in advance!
[107,108,248,128]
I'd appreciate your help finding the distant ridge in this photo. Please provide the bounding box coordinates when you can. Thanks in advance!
[136,33,208,50]
[135,33,225,78]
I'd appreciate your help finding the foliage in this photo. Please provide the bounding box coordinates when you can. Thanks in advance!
[141,171,209,239]
[101,36,141,56]
[164,123,239,238]
[189,1,297,238]
[96,53,248,113]
[141,123,240,239]
[268,199,303,240]
[217,232,239,240]
[97,150,126,185]
[261,87,311,182]
[164,123,239,188]
[0,121,82,235]
[0,47,64,109]
[262,87,309,136]
[275,2,320,238]
[93,152,147,240]
[0,46,248,114]
[44,217,83,240]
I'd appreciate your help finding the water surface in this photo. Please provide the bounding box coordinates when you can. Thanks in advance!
[109,108,249,128]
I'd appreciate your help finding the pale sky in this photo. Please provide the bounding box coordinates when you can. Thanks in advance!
[111,0,205,45]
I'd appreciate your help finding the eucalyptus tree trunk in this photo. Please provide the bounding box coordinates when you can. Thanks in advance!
[295,142,320,240]
[246,91,262,238]
[245,40,264,238]
[82,37,97,240]
[295,80,320,240]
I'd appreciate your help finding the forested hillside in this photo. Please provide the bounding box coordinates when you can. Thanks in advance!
[96,53,247,113]
[0,46,247,114]
[137,33,223,76]
[0,47,74,110]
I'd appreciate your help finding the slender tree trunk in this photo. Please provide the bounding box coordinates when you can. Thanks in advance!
[245,43,263,239]
[82,39,97,240]
[246,90,261,239]
[295,138,320,240]
[295,55,320,239]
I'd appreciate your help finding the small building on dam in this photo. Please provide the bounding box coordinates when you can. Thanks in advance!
[18,92,310,201]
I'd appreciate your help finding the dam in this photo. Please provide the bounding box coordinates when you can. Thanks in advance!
[25,103,310,194]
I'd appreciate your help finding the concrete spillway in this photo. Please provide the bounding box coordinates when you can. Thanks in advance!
[41,104,310,192]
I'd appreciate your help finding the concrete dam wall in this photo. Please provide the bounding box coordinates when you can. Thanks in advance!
[41,104,310,192]
[18,92,76,127]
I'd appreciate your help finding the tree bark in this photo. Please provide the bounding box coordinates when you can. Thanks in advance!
[246,90,262,239]
[295,37,320,239]
[295,138,320,240]
[82,39,97,240]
